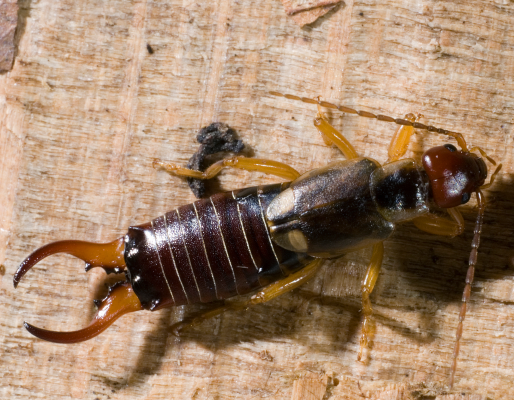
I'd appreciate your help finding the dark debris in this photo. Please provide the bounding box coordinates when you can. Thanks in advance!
[186,122,244,198]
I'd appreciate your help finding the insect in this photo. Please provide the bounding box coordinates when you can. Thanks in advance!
[14,92,501,388]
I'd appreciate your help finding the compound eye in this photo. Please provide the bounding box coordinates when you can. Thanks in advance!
[444,144,457,152]
[461,192,471,204]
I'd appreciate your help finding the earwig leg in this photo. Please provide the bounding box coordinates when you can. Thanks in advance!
[171,303,230,335]
[412,208,464,238]
[386,114,419,163]
[247,258,323,305]
[480,163,502,189]
[358,243,384,362]
[154,156,301,181]
[23,281,143,344]
[171,258,323,335]
[469,146,497,166]
[314,104,359,159]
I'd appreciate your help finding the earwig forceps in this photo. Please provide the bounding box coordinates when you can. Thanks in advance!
[13,237,143,343]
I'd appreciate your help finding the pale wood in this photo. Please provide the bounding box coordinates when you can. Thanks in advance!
[291,371,328,400]
[1,0,514,399]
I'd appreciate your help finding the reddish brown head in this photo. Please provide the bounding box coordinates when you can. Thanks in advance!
[422,144,487,208]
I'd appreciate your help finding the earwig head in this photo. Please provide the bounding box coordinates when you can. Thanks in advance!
[422,144,487,208]
[13,237,143,343]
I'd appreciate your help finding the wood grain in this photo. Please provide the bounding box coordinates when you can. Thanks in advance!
[1,0,514,399]
[0,0,18,72]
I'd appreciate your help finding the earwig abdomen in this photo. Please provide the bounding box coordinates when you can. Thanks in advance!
[124,182,311,311]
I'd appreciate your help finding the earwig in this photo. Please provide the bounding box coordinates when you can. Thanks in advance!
[14,93,502,389]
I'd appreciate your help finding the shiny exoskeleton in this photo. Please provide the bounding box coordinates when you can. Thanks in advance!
[13,93,501,388]
[125,183,311,311]
[267,157,429,257]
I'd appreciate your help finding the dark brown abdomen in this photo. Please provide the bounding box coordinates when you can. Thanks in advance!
[124,183,311,311]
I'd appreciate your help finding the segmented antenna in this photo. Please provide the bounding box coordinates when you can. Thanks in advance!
[269,91,469,151]
[449,190,486,389]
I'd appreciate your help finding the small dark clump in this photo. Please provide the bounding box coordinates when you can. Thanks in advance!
[186,122,244,198]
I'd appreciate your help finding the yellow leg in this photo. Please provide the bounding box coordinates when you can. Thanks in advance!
[171,259,323,335]
[387,114,419,162]
[412,208,464,237]
[358,242,384,361]
[469,146,497,166]
[481,163,502,189]
[314,105,359,160]
[154,155,301,181]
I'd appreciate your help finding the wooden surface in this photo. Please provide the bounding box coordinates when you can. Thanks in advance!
[1,0,514,399]
[0,0,18,72]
